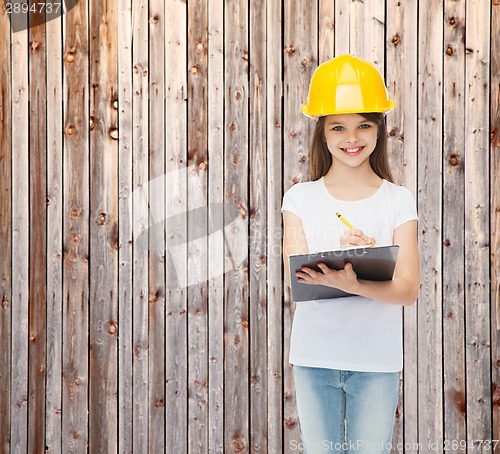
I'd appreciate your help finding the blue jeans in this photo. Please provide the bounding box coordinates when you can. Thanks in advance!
[292,366,399,454]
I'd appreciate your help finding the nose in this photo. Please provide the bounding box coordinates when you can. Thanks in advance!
[345,130,360,144]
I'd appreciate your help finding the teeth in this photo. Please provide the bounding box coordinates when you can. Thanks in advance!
[342,147,363,153]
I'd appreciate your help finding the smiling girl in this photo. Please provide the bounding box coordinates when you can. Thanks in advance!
[281,55,420,454]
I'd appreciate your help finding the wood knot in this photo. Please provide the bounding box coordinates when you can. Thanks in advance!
[65,51,76,63]
[241,320,249,329]
[391,34,400,46]
[242,50,248,61]
[71,208,80,218]
[446,46,454,56]
[155,399,164,408]
[190,65,199,75]
[71,233,81,243]
[389,128,397,137]
[228,123,237,132]
[285,45,295,55]
[30,40,41,52]
[444,239,451,247]
[233,153,239,165]
[149,292,159,303]
[149,15,159,24]
[98,213,107,225]
[235,91,242,100]
[196,40,205,51]
[109,128,119,140]
[284,417,296,429]
[112,99,119,109]
[2,300,9,310]
[108,321,117,335]
[65,125,76,136]
[448,16,456,26]
[448,154,459,166]
[89,116,96,130]
[289,129,297,138]
[232,435,246,452]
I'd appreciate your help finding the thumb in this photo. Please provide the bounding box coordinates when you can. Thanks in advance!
[345,262,352,271]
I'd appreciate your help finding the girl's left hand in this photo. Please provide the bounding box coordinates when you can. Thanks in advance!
[296,262,359,294]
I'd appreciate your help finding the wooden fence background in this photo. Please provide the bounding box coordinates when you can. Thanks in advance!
[0,0,498,452]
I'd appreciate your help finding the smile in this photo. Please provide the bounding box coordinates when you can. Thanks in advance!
[340,146,364,156]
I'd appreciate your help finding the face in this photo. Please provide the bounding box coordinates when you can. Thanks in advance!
[323,113,378,169]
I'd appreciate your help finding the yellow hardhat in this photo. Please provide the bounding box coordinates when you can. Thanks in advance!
[301,54,396,118]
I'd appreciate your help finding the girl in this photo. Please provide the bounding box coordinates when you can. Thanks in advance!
[281,54,420,454]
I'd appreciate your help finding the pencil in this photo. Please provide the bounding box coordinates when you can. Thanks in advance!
[335,212,354,230]
[335,212,374,247]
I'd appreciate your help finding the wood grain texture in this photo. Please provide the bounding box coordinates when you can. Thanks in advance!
[0,3,12,452]
[28,11,47,453]
[62,0,90,450]
[11,18,30,454]
[165,0,188,451]
[187,0,209,451]
[45,11,64,454]
[442,0,467,449]
[464,1,492,451]
[417,1,444,452]
[249,0,267,450]
[117,0,134,450]
[131,0,149,450]
[89,0,119,450]
[490,2,500,451]
[224,0,249,451]
[207,0,224,452]
[148,0,166,451]
[283,0,317,451]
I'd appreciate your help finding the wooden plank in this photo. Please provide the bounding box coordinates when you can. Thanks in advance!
[283,0,317,451]
[417,0,443,451]
[148,0,166,451]
[318,0,334,62]
[187,0,209,452]
[349,0,385,67]
[131,0,149,450]
[464,1,492,451]
[401,2,419,452]
[385,2,406,452]
[0,2,12,452]
[224,0,249,450]
[249,0,267,450]
[45,10,64,454]
[490,1,500,450]
[266,0,283,451]
[165,0,188,450]
[10,16,30,454]
[207,0,224,451]
[334,0,349,55]
[89,0,119,450]
[28,9,48,452]
[442,0,467,449]
[117,0,134,450]
[62,0,90,449]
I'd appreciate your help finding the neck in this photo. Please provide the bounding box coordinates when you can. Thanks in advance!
[324,160,379,187]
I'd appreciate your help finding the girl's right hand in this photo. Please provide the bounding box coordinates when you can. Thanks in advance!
[340,229,375,248]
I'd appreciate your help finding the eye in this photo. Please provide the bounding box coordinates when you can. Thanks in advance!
[359,123,372,129]
[330,125,344,131]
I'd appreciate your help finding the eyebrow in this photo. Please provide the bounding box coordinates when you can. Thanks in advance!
[326,119,376,126]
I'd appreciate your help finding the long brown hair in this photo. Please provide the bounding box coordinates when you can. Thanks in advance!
[309,113,394,183]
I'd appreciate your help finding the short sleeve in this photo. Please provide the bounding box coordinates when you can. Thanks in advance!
[281,186,301,217]
[394,186,418,229]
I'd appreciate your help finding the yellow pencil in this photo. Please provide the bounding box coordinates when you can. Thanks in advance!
[335,212,374,247]
[335,212,354,230]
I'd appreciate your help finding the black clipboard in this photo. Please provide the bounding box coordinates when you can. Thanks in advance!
[289,245,399,302]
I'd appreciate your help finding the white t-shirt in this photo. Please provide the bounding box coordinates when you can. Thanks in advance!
[281,176,418,372]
